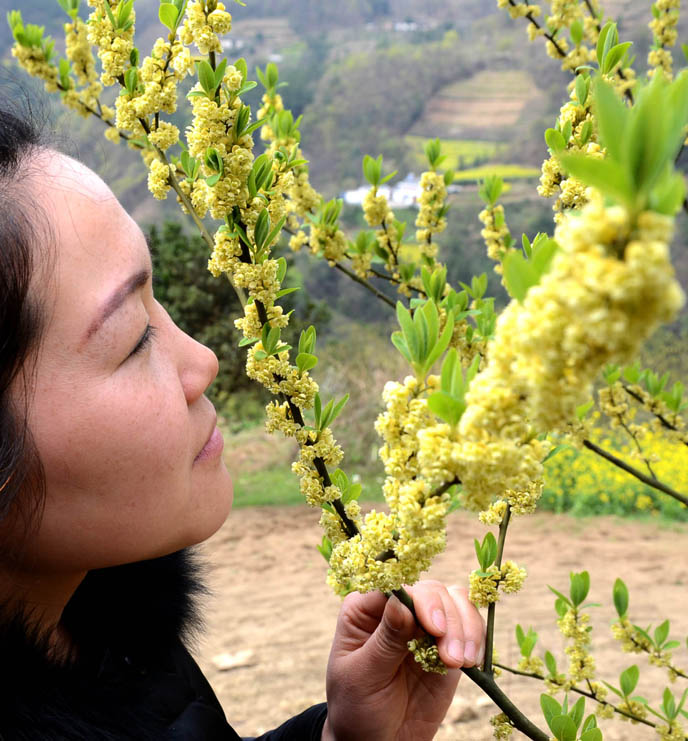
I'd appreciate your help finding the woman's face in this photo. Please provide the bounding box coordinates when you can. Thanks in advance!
[16,151,233,575]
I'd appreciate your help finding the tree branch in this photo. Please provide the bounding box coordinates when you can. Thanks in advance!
[582,438,688,507]
[495,662,688,736]
[484,504,512,675]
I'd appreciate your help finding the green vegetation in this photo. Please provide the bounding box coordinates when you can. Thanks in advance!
[405,136,508,170]
[452,164,541,182]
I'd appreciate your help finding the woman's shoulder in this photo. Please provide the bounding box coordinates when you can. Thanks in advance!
[0,549,240,740]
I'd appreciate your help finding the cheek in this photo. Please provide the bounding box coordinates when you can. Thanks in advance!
[34,372,191,497]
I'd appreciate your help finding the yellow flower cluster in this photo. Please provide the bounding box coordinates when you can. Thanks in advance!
[147,158,171,200]
[179,0,232,55]
[65,17,99,89]
[657,722,687,741]
[497,0,541,20]
[363,186,392,227]
[478,204,513,272]
[477,200,683,435]
[490,713,515,739]
[327,483,449,594]
[617,698,648,723]
[11,39,59,93]
[547,0,583,33]
[557,608,595,684]
[538,97,601,218]
[415,171,447,258]
[624,383,688,444]
[375,376,436,481]
[649,0,680,78]
[407,635,447,675]
[517,654,544,675]
[309,223,348,265]
[186,91,255,219]
[468,560,526,607]
[86,1,135,86]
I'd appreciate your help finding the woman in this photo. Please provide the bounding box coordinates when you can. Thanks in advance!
[0,103,485,740]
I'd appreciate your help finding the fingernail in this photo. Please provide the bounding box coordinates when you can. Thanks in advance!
[432,609,447,633]
[448,639,464,663]
[464,641,476,664]
[477,643,485,666]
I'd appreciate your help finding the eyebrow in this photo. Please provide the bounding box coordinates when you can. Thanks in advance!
[85,268,151,341]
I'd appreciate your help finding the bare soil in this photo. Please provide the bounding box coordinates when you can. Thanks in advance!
[196,506,688,740]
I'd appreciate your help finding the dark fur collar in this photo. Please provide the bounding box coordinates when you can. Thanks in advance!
[0,548,208,739]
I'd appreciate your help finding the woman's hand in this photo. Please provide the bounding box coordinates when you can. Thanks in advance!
[322,581,485,741]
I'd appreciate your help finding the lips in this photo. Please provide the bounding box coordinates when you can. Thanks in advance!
[194,414,224,463]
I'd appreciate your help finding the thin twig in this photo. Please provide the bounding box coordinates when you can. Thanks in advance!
[582,438,688,507]
[332,261,396,309]
[495,662,688,737]
[622,384,688,449]
[484,504,512,675]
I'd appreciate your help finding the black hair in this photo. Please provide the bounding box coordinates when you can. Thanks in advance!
[0,93,50,535]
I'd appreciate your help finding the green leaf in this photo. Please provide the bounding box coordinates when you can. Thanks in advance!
[569,696,585,730]
[550,714,577,741]
[238,335,259,347]
[197,59,217,96]
[253,208,269,250]
[317,536,332,562]
[158,2,179,30]
[663,688,677,720]
[296,352,318,373]
[396,302,420,364]
[423,309,454,373]
[559,152,633,208]
[103,1,117,28]
[613,578,629,617]
[580,729,602,741]
[313,393,322,428]
[548,585,573,608]
[575,74,589,107]
[593,78,628,162]
[391,331,413,365]
[570,571,590,607]
[570,18,583,46]
[579,119,593,145]
[541,695,562,727]
[545,128,567,153]
[214,58,228,88]
[544,651,558,676]
[620,665,639,697]
[654,620,670,647]
[263,215,286,251]
[503,252,539,303]
[327,394,349,428]
[596,21,617,69]
[602,41,632,75]
[428,391,464,427]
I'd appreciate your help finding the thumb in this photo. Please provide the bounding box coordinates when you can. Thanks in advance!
[361,595,417,679]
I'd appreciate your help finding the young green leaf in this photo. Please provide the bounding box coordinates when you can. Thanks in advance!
[620,665,639,697]
[570,571,590,607]
[158,2,179,30]
[613,578,629,617]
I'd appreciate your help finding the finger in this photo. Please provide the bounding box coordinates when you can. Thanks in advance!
[331,591,389,655]
[448,585,486,668]
[357,594,417,681]
[409,581,468,668]
[404,580,450,637]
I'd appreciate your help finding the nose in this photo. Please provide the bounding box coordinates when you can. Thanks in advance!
[179,331,219,405]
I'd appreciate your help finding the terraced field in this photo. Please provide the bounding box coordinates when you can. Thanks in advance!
[410,69,542,140]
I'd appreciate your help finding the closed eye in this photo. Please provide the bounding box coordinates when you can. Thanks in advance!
[128,324,157,359]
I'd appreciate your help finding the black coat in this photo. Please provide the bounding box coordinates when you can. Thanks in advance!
[0,549,327,740]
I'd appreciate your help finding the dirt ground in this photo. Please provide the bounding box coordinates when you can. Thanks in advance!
[195,506,688,740]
